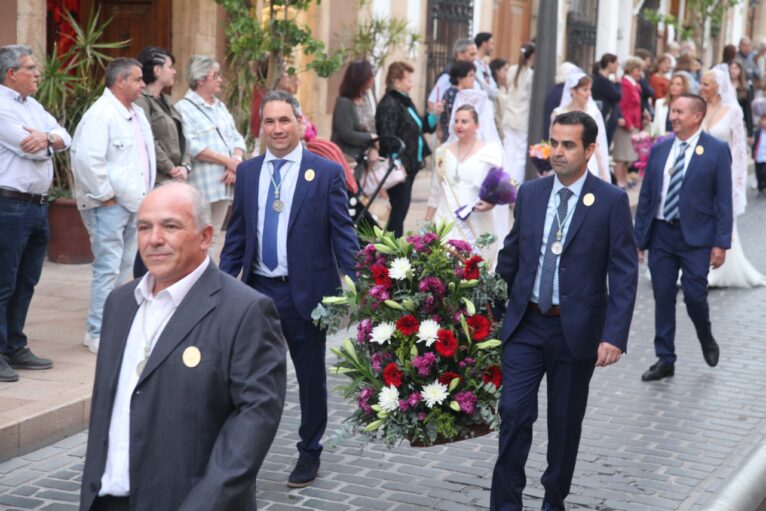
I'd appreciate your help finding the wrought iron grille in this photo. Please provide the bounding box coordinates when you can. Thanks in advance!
[566,0,599,71]
[636,0,660,55]
[425,0,474,99]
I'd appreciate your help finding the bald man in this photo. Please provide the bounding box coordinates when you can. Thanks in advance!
[81,183,286,511]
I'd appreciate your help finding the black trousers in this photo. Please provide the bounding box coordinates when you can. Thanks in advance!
[92,496,129,511]
[756,162,766,191]
[386,170,417,238]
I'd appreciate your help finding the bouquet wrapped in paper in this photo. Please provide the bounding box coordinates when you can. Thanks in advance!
[528,141,552,173]
[479,167,518,205]
[312,222,507,447]
[630,131,654,174]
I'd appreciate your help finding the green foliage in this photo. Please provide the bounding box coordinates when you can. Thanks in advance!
[344,0,419,97]
[643,0,742,51]
[215,0,345,148]
[37,8,129,196]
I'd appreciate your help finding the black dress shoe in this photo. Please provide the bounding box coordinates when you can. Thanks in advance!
[700,336,719,367]
[0,356,19,382]
[7,347,53,370]
[641,362,675,381]
[287,457,320,488]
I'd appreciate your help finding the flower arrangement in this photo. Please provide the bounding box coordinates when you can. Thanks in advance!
[312,222,507,448]
[479,167,518,205]
[528,141,552,174]
[631,131,675,175]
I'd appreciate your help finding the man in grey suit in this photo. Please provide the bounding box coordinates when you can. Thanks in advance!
[80,182,287,511]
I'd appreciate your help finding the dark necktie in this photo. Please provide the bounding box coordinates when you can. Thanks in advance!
[663,142,688,221]
[538,187,574,313]
[262,159,287,270]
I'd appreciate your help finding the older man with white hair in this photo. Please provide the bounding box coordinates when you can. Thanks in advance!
[71,57,156,354]
[0,45,70,382]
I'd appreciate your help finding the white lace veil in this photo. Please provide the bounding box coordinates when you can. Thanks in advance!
[710,64,740,108]
[556,67,611,181]
[446,89,500,144]
[709,63,748,216]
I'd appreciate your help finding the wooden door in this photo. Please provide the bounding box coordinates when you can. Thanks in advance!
[493,0,532,64]
[79,0,172,58]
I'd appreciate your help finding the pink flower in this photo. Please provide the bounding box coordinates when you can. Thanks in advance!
[358,387,375,415]
[411,352,437,376]
[455,390,478,415]
[371,351,392,373]
[418,276,446,298]
[356,319,373,343]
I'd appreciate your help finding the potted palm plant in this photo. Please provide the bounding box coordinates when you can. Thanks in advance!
[36,8,129,263]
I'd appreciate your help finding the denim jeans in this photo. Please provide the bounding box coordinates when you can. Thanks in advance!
[0,197,49,355]
[80,204,136,338]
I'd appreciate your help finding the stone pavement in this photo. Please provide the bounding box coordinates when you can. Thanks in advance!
[1,178,765,510]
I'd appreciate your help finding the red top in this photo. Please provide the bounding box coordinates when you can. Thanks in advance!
[620,77,643,130]
[648,73,669,103]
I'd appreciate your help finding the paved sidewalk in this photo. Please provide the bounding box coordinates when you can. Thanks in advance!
[3,175,765,511]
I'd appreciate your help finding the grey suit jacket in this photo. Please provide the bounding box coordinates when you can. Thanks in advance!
[80,263,287,511]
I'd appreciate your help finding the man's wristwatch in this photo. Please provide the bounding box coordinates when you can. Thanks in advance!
[47,132,56,147]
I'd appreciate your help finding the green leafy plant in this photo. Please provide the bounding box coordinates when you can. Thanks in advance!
[643,0,742,53]
[344,0,420,97]
[215,0,345,147]
[37,7,130,198]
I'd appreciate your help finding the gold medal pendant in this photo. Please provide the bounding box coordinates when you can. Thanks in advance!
[273,199,285,212]
[551,241,563,255]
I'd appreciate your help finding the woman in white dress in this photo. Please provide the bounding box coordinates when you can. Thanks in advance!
[551,68,611,181]
[430,105,503,266]
[651,73,691,136]
[499,43,535,185]
[699,65,766,288]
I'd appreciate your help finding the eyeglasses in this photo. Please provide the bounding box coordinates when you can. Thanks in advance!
[208,72,222,80]
[17,65,38,73]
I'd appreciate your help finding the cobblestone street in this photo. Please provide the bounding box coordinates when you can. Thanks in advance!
[1,188,765,511]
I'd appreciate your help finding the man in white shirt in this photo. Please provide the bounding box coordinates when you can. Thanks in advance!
[71,58,156,354]
[80,182,286,511]
[427,38,480,106]
[0,45,71,382]
[474,32,498,100]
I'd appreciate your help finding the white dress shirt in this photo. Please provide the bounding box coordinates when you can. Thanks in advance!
[531,171,588,305]
[656,128,702,220]
[253,144,303,278]
[0,84,71,194]
[99,257,210,496]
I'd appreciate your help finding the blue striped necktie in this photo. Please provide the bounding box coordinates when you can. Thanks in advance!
[262,159,287,270]
[663,142,688,221]
[538,187,573,313]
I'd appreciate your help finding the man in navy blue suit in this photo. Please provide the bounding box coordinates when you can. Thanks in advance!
[490,111,638,511]
[634,93,732,382]
[220,90,359,488]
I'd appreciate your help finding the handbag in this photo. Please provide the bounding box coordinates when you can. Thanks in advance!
[360,156,406,197]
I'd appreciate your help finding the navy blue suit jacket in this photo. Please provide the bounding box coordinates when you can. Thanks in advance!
[496,172,638,360]
[634,132,733,250]
[220,149,359,320]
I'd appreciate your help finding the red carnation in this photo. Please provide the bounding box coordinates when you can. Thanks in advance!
[463,256,484,280]
[438,371,462,387]
[434,328,459,357]
[371,264,392,288]
[482,365,502,388]
[466,315,491,341]
[396,315,419,336]
[383,362,403,388]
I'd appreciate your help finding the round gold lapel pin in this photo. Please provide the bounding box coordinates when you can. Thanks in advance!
[182,346,201,368]
[583,193,595,207]
[305,169,316,182]
[695,145,704,156]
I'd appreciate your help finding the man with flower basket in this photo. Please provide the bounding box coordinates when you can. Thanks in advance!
[491,111,638,510]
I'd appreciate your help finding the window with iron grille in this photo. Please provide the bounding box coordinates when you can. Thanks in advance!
[566,0,599,72]
[425,0,474,100]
